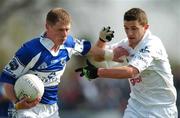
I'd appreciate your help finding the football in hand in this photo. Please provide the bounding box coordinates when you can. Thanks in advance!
[14,74,44,101]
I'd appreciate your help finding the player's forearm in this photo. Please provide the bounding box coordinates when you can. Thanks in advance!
[97,66,138,79]
[88,45,114,62]
[88,46,105,62]
[3,83,18,103]
[95,39,106,48]
[90,39,107,61]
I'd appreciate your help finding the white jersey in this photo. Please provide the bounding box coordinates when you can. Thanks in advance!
[109,30,177,106]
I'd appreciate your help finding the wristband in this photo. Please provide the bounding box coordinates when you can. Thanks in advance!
[99,38,106,42]
[14,100,22,110]
[104,49,114,61]
[14,102,24,110]
[14,103,20,110]
[13,99,18,109]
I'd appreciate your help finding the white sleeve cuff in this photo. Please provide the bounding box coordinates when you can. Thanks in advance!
[104,49,114,61]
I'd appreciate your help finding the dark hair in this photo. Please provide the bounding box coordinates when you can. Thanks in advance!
[46,8,71,25]
[124,8,148,26]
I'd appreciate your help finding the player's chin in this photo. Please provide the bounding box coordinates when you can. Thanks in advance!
[57,40,64,45]
[59,38,66,44]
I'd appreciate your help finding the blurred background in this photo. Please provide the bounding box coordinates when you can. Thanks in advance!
[0,0,180,118]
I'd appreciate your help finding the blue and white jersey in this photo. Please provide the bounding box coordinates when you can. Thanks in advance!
[0,34,91,104]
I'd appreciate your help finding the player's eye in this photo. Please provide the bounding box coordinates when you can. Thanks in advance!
[124,27,129,31]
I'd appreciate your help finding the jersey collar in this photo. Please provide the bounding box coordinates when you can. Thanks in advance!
[133,29,151,50]
[39,33,65,56]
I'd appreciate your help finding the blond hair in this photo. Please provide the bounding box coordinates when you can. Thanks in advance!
[46,8,71,25]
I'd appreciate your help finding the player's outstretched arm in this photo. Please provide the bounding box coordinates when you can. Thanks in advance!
[75,59,98,80]
[89,26,115,61]
[89,26,128,62]
[75,60,139,80]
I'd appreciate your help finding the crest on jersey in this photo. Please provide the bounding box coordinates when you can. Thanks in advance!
[140,46,150,53]
[60,58,66,66]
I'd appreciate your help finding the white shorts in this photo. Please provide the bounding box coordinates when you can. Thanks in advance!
[123,98,178,118]
[15,103,60,118]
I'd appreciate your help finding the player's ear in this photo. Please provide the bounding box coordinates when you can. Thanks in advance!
[45,23,49,30]
[46,22,53,30]
[144,24,149,30]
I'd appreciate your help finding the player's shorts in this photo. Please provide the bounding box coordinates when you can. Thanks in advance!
[15,103,60,118]
[123,98,178,118]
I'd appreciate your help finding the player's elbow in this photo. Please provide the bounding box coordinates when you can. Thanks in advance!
[89,47,105,62]
[127,65,139,78]
[4,83,14,90]
[93,56,104,62]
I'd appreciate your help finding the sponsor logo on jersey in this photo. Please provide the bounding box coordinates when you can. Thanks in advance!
[8,58,19,70]
[60,57,66,66]
[130,76,142,86]
[37,72,59,84]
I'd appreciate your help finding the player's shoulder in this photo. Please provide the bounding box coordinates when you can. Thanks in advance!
[141,32,166,56]
[16,37,43,57]
[25,37,42,48]
[144,32,163,47]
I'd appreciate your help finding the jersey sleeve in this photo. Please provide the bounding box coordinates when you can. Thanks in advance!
[0,42,40,85]
[73,38,91,56]
[63,35,91,57]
